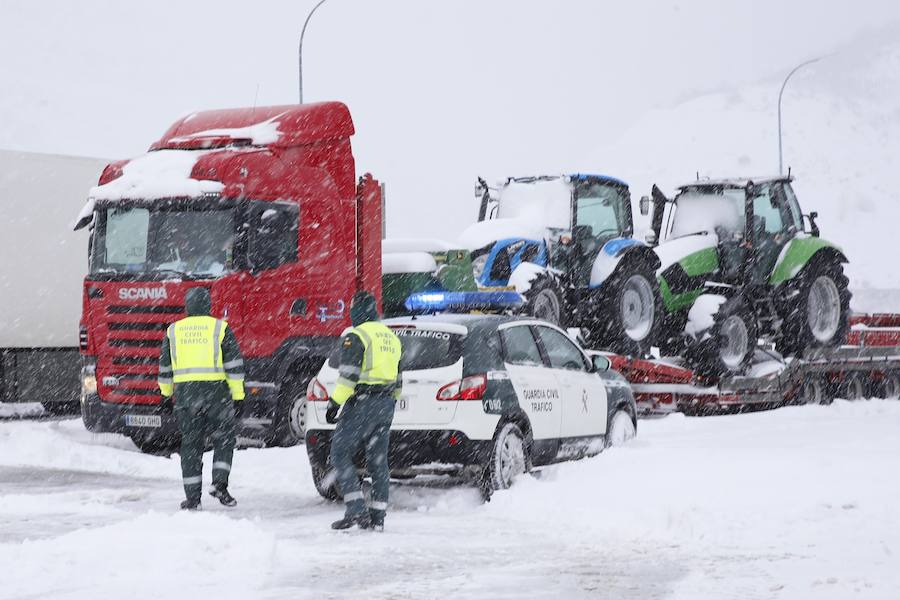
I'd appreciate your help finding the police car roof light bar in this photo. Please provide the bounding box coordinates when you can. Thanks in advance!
[404,291,524,314]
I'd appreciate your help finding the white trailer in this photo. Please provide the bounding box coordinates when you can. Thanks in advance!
[0,149,107,410]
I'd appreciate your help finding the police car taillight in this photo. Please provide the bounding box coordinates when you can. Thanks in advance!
[307,378,329,401]
[436,374,487,401]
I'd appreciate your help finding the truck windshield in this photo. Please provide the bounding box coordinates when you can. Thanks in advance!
[90,203,236,279]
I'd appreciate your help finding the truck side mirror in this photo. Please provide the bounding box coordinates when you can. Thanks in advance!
[639,195,650,216]
[591,354,611,372]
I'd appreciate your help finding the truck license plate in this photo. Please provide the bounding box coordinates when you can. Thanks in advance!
[125,414,162,428]
[396,397,409,411]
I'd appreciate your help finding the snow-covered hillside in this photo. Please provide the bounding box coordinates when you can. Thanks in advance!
[583,28,900,312]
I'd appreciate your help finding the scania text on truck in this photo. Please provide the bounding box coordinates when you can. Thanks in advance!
[74,102,383,453]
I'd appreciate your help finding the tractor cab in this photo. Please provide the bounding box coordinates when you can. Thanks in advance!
[469,174,633,288]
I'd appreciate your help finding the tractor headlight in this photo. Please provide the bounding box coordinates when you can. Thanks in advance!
[472,253,488,281]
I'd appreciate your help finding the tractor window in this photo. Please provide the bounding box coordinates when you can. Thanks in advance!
[751,186,789,235]
[669,189,745,238]
[574,183,627,238]
[781,183,804,232]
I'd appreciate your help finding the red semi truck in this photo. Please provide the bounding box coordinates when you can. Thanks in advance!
[75,102,383,452]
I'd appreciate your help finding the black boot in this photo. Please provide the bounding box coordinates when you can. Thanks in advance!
[366,509,385,532]
[180,499,202,511]
[209,485,237,507]
[331,512,372,530]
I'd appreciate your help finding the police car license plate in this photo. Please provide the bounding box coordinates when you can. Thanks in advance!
[125,414,161,428]
[396,397,409,411]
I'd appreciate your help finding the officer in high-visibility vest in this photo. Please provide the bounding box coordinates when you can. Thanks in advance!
[326,290,402,531]
[157,287,245,511]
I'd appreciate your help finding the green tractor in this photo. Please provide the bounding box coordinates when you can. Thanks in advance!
[645,175,851,377]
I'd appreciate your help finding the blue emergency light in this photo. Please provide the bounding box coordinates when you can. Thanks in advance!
[404,290,525,313]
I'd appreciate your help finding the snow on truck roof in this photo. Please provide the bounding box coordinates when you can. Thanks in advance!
[151,102,354,150]
[677,175,793,190]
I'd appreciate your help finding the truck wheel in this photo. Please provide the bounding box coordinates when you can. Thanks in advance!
[523,274,565,327]
[80,398,101,432]
[878,372,900,400]
[778,261,851,357]
[268,376,310,447]
[605,406,636,447]
[687,296,757,379]
[592,267,661,355]
[484,423,528,498]
[310,457,342,502]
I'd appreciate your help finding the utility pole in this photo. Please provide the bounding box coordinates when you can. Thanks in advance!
[299,0,329,104]
[778,57,821,174]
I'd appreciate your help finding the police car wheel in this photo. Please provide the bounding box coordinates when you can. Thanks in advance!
[606,409,636,448]
[268,376,310,447]
[488,423,528,492]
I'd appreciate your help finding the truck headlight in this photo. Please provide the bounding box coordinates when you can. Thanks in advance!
[82,365,97,395]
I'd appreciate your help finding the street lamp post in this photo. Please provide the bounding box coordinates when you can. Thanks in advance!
[778,57,821,174]
[299,0,329,104]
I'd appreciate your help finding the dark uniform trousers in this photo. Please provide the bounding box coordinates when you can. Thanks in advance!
[329,391,396,518]
[174,381,236,503]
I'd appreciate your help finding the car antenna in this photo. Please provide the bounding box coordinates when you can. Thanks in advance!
[695,171,699,181]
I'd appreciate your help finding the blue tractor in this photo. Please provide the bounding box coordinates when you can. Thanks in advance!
[459,174,661,354]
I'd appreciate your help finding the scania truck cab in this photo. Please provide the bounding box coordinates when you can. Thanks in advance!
[75,102,383,452]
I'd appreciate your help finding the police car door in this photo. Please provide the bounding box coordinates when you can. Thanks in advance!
[498,323,562,442]
[532,325,607,440]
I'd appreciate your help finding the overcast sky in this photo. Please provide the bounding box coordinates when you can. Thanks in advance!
[2,0,899,236]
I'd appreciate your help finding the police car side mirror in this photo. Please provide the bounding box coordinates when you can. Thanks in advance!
[591,355,611,372]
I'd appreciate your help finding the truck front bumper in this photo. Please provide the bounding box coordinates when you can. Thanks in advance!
[81,391,180,438]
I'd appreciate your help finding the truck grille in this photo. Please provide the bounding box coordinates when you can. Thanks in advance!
[100,304,185,404]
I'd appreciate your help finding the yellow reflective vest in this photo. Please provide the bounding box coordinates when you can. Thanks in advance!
[158,316,245,400]
[332,321,402,405]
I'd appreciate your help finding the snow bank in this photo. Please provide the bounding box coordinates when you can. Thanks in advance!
[381,251,437,275]
[87,149,224,202]
[0,402,43,419]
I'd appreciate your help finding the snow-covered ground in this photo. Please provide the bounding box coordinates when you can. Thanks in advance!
[2,401,898,599]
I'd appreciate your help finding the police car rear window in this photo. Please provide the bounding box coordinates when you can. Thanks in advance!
[327,328,463,371]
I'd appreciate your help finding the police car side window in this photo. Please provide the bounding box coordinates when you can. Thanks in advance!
[500,326,544,367]
[533,326,588,371]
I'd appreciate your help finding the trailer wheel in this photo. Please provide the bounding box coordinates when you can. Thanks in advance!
[839,373,867,401]
[800,377,826,405]
[878,372,900,400]
[778,260,851,356]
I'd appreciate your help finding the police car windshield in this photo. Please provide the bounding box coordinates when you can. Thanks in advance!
[90,203,236,279]
[329,327,463,371]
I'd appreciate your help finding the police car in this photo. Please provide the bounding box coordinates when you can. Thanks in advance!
[304,312,637,499]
